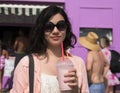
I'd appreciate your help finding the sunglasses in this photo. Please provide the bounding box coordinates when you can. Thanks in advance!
[44,20,67,32]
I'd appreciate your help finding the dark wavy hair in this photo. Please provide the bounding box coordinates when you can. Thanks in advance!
[28,5,77,55]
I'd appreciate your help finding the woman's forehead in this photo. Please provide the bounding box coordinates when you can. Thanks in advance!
[49,13,64,23]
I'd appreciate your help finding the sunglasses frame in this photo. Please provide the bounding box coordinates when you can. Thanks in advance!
[44,20,68,32]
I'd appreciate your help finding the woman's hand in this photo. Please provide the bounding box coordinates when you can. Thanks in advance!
[64,68,78,88]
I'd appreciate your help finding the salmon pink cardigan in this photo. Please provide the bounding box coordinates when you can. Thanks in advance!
[10,54,89,93]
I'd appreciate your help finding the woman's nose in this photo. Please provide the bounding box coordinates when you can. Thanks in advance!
[52,26,59,33]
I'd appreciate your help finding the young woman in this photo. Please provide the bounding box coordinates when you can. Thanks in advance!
[10,5,89,93]
[99,36,120,93]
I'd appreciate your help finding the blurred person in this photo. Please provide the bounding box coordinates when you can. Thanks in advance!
[2,43,9,59]
[10,5,89,93]
[99,36,120,93]
[13,30,27,53]
[13,30,28,68]
[0,40,8,92]
[78,32,109,93]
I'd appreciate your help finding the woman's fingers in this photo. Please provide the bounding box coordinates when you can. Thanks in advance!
[64,68,78,87]
[64,68,76,77]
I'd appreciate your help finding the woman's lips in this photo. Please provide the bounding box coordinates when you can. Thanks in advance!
[52,36,60,40]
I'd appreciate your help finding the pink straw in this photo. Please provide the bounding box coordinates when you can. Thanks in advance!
[61,42,65,61]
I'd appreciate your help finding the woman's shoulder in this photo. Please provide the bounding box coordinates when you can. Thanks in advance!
[101,48,110,52]
[68,54,86,71]
[68,53,85,64]
[15,54,40,73]
[17,54,38,66]
[16,55,29,67]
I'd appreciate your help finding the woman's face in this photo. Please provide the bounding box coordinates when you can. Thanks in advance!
[99,38,105,48]
[44,13,67,47]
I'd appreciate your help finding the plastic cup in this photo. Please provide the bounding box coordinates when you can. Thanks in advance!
[56,58,73,92]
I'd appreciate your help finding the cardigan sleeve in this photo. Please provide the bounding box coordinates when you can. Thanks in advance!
[71,56,89,93]
[10,56,29,93]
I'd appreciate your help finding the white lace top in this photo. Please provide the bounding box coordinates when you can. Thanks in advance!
[41,73,60,93]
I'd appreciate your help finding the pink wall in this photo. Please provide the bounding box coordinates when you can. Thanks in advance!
[65,0,120,61]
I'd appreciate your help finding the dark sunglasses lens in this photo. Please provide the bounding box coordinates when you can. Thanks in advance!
[57,21,67,31]
[44,22,54,32]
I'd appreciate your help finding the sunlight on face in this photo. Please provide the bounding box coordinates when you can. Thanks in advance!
[44,13,66,47]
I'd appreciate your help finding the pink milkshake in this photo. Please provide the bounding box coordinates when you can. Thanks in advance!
[56,58,73,93]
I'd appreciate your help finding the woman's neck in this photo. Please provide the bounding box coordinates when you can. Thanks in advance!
[47,46,62,57]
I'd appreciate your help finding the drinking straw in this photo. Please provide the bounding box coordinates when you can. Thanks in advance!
[61,42,65,61]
